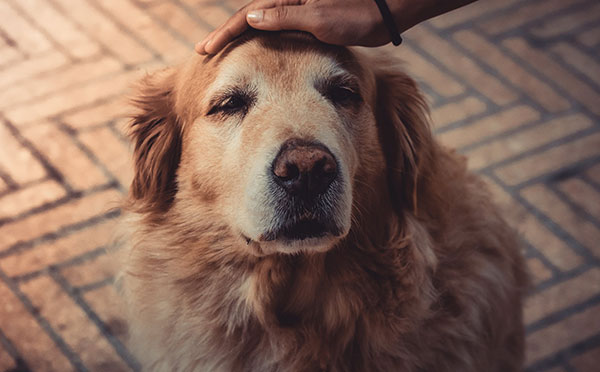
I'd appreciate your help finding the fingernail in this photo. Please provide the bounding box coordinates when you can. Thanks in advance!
[247,10,264,23]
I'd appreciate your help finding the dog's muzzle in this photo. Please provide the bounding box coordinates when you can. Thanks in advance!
[261,138,343,242]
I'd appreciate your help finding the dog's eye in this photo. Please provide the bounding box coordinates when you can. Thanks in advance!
[208,93,251,116]
[326,85,361,106]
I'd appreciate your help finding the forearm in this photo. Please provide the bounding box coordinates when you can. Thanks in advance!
[391,0,478,32]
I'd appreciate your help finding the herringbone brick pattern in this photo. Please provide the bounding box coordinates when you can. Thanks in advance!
[0,0,598,371]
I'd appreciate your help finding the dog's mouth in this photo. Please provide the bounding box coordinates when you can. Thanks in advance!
[259,218,340,242]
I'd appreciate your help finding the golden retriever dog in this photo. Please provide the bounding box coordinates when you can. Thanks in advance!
[119,31,527,372]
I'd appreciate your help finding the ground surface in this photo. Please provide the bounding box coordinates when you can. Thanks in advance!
[0,0,599,371]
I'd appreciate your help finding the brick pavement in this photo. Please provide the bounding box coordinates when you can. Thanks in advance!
[0,0,599,371]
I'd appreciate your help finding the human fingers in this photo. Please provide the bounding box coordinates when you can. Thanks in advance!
[196,0,304,55]
[245,4,317,32]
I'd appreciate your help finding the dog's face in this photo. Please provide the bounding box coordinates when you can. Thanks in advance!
[129,32,432,256]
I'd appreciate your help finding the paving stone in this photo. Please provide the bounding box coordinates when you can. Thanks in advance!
[61,252,116,289]
[404,26,519,105]
[466,113,593,170]
[483,177,584,271]
[0,281,73,371]
[20,276,131,371]
[62,96,129,130]
[431,96,487,129]
[495,133,600,186]
[0,51,68,88]
[527,257,553,286]
[558,178,600,222]
[570,346,600,372]
[0,1,52,55]
[0,57,122,109]
[524,268,600,325]
[0,122,47,185]
[503,37,600,116]
[0,217,118,278]
[521,185,600,258]
[21,123,109,191]
[438,105,540,149]
[83,285,129,346]
[526,304,600,365]
[0,180,67,220]
[0,345,15,371]
[77,126,133,189]
[454,30,570,113]
[12,0,101,59]
[0,189,122,251]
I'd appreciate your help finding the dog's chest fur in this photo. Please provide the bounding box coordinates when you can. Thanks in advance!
[123,216,437,372]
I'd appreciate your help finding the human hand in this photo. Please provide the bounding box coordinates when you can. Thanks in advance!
[195,0,402,55]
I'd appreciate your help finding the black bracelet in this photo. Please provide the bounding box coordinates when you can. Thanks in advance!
[373,0,403,46]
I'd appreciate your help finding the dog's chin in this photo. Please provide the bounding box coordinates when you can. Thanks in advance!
[251,219,347,255]
[260,234,340,255]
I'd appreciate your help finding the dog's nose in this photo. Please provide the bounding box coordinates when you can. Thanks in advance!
[272,139,337,199]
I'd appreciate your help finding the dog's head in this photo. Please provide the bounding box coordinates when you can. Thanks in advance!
[128,32,433,255]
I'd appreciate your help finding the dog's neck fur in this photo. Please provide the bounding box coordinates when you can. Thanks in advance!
[125,180,438,370]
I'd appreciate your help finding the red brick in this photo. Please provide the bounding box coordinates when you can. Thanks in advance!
[578,25,600,47]
[61,253,116,288]
[21,123,108,190]
[526,304,600,365]
[20,276,130,371]
[586,164,600,185]
[62,96,129,129]
[0,346,14,371]
[530,3,600,38]
[5,66,158,125]
[527,257,553,286]
[13,0,101,59]
[521,185,600,257]
[400,45,466,98]
[430,0,520,28]
[83,285,128,345]
[195,3,231,29]
[0,189,122,250]
[0,281,73,371]
[78,127,133,189]
[524,268,600,325]
[52,0,153,65]
[483,177,583,271]
[503,38,600,116]
[495,133,600,186]
[0,123,46,185]
[149,2,210,44]
[0,44,22,67]
[466,113,593,170]
[558,179,600,221]
[96,0,191,63]
[480,0,586,35]
[571,347,600,372]
[551,43,600,87]
[0,1,52,55]
[0,180,66,220]
[437,105,540,149]
[403,27,518,105]
[0,218,118,277]
[454,30,570,113]
[431,97,486,129]
[0,51,67,89]
[0,57,122,109]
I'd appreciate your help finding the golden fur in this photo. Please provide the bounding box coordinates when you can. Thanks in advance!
[119,32,527,372]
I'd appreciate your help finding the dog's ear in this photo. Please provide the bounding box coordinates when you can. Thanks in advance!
[129,69,182,213]
[373,60,435,216]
